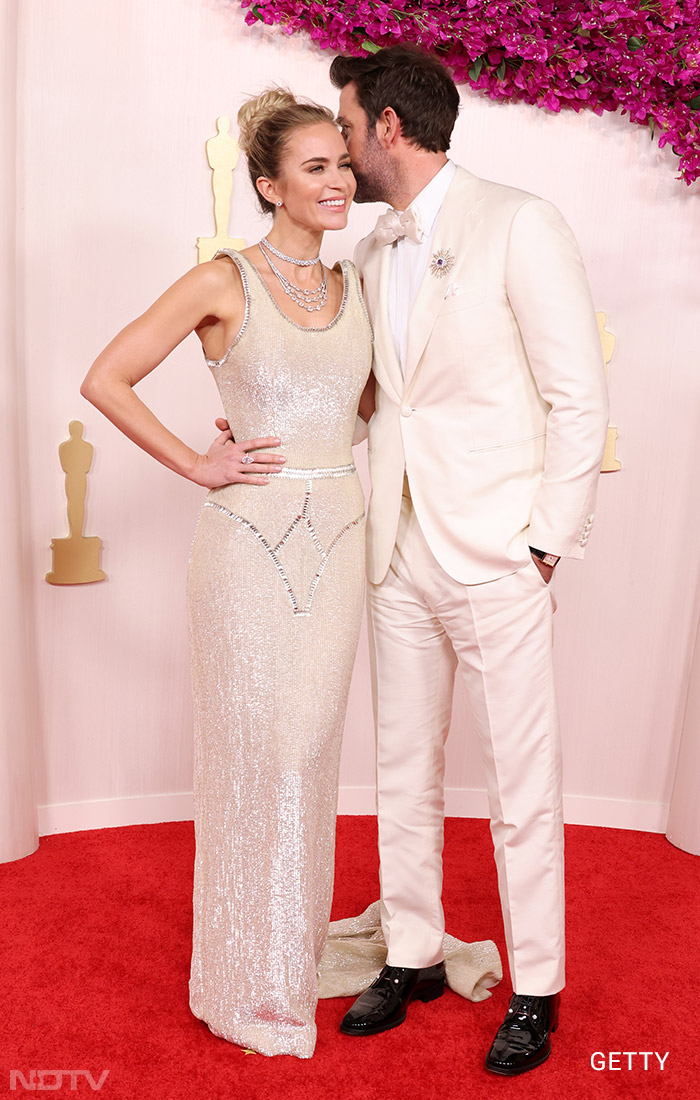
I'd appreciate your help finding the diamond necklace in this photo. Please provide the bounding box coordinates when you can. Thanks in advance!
[258,242,328,313]
[260,236,321,267]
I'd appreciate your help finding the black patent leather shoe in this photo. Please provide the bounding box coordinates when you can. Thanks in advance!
[485,992,560,1075]
[339,962,446,1036]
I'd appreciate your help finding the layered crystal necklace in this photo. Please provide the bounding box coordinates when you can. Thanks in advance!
[258,237,327,313]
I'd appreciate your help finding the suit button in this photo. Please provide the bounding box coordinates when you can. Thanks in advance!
[400,406,413,418]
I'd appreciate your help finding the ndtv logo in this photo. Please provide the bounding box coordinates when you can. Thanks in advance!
[10,1070,109,1091]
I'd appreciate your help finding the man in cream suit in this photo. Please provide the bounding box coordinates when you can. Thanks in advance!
[331,46,609,1074]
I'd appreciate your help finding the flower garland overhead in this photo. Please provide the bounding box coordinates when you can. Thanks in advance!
[239,0,700,184]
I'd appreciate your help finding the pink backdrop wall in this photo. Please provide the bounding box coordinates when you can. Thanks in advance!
[12,0,700,836]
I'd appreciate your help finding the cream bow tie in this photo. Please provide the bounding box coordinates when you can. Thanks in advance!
[371,207,424,246]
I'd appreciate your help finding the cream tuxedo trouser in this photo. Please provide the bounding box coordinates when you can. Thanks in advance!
[368,483,565,996]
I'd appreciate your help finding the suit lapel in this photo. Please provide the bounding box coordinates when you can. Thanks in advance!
[364,241,402,400]
[403,169,485,394]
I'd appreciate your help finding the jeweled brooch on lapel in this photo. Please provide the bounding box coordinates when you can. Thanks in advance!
[430,248,455,279]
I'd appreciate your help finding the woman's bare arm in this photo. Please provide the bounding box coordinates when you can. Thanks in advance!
[81,260,284,488]
[358,372,376,424]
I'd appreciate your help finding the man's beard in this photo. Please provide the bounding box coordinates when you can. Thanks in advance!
[351,133,395,204]
[352,169,389,204]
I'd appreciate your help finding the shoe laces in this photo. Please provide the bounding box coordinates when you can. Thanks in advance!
[374,965,411,988]
[506,995,545,1026]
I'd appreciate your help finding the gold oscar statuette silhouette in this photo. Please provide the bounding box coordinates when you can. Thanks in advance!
[197,116,245,263]
[596,312,621,473]
[46,421,106,585]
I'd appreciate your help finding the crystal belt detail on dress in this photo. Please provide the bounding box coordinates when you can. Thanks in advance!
[266,462,356,480]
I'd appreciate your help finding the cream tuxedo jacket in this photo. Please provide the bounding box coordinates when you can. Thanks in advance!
[356,166,610,585]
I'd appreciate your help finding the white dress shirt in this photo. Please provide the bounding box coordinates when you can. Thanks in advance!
[388,159,456,370]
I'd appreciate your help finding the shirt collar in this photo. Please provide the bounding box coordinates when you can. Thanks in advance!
[402,160,456,240]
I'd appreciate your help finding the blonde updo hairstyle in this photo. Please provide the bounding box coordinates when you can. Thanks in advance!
[238,88,336,215]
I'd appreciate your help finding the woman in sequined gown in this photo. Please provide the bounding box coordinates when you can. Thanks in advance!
[82,91,372,1058]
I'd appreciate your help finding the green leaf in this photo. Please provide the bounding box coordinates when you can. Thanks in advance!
[361,40,381,54]
[688,94,700,110]
[574,74,591,84]
[649,117,655,140]
[469,57,484,81]
[497,60,506,80]
[627,36,644,51]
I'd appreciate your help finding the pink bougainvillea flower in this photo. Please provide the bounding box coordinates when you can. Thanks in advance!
[237,0,700,184]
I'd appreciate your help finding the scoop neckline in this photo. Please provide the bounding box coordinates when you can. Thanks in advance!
[239,252,349,333]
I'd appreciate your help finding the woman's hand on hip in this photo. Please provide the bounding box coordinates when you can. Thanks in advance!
[192,428,285,488]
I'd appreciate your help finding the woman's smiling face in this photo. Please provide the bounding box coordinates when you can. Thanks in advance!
[260,121,356,231]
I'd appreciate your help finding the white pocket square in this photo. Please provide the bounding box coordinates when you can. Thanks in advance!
[444,283,462,298]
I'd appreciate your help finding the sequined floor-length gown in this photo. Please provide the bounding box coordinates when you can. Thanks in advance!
[187,253,372,1058]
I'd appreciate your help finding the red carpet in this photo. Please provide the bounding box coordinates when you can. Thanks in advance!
[1,817,698,1099]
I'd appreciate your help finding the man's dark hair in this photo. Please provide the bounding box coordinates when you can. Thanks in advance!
[330,45,460,153]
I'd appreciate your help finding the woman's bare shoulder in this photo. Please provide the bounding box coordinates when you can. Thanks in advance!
[186,253,246,311]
